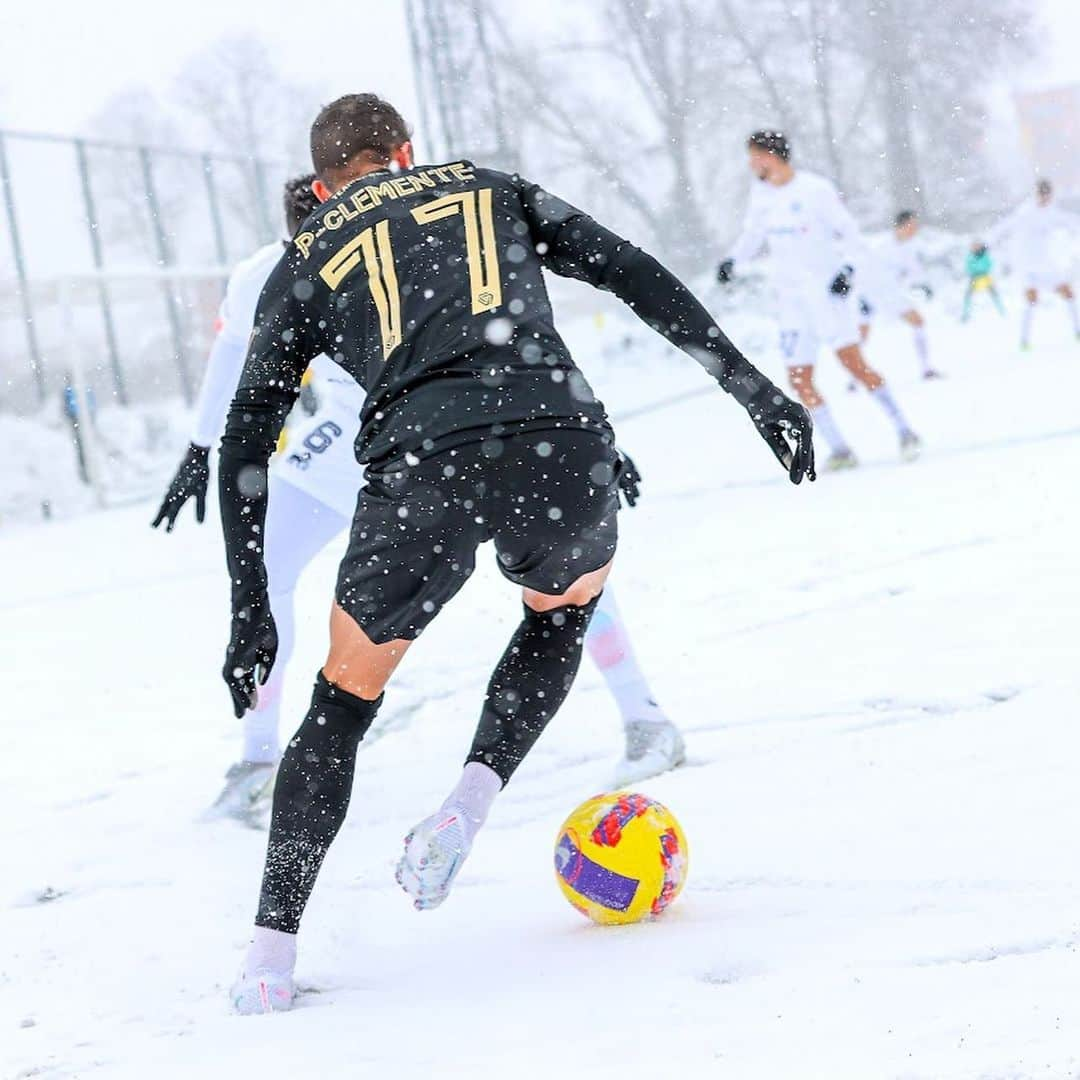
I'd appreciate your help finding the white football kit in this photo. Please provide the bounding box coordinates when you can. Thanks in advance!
[191,241,366,517]
[729,170,864,367]
[863,234,925,319]
[988,200,1080,291]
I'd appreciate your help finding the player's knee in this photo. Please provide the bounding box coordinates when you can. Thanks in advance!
[837,346,882,391]
[1059,284,1074,300]
[904,310,924,328]
[324,603,411,700]
[1025,289,1038,305]
[787,366,822,409]
[524,561,612,612]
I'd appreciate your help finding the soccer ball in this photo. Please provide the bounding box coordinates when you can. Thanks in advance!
[554,792,688,925]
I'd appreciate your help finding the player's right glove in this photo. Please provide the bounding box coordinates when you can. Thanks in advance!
[223,593,278,718]
[716,258,735,284]
[614,448,642,507]
[151,443,210,531]
[744,385,815,485]
[829,266,854,296]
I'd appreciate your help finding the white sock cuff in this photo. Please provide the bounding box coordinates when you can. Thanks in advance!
[444,762,503,824]
[246,926,297,978]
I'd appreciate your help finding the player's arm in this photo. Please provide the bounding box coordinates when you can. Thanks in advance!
[517,179,814,484]
[152,280,252,531]
[218,257,320,716]
[718,194,767,282]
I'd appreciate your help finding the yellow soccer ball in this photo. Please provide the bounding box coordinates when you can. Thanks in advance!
[554,792,688,925]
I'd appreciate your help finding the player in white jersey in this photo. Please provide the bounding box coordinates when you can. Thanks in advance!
[985,178,1080,350]
[858,211,941,380]
[152,176,684,821]
[717,131,920,471]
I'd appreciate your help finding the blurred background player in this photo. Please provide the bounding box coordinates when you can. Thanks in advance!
[717,130,920,471]
[985,178,1080,350]
[960,242,1005,323]
[858,211,942,380]
[152,177,684,824]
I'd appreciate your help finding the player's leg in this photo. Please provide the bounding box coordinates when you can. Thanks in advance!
[961,281,974,322]
[1021,287,1038,350]
[901,308,939,379]
[1055,283,1079,339]
[234,465,483,1012]
[835,344,920,460]
[397,431,619,910]
[788,362,855,470]
[584,584,685,784]
[207,478,349,824]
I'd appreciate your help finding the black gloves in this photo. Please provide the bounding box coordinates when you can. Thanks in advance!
[829,266,854,296]
[716,258,735,284]
[223,593,278,718]
[745,385,816,485]
[614,449,642,507]
[151,443,210,531]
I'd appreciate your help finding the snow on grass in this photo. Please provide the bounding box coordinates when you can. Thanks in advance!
[2,298,1079,1078]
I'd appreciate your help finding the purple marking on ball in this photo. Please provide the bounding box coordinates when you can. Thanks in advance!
[555,832,638,912]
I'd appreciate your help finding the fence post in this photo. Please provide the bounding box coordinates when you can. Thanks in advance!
[74,138,127,405]
[202,154,229,265]
[252,157,274,243]
[139,146,193,404]
[0,131,46,405]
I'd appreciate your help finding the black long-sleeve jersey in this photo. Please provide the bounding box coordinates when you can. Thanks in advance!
[220,160,778,607]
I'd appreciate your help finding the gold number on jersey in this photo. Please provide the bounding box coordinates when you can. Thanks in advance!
[318,219,402,358]
[317,188,502,357]
[411,189,503,314]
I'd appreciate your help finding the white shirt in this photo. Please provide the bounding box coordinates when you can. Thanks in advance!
[729,170,867,298]
[189,242,365,451]
[987,199,1080,276]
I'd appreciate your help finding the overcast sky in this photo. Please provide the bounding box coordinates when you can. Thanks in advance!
[0,0,1076,143]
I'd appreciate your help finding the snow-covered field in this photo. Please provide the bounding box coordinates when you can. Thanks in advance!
[3,294,1080,1079]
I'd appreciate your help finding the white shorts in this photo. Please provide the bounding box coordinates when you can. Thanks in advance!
[776,292,861,368]
[272,397,365,520]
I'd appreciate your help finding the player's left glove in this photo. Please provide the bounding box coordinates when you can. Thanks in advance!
[744,385,816,485]
[614,448,642,507]
[829,266,854,296]
[151,443,210,531]
[223,593,278,718]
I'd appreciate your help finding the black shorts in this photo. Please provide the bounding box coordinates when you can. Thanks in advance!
[335,429,619,644]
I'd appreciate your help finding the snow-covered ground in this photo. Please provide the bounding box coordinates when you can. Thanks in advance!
[3,293,1080,1079]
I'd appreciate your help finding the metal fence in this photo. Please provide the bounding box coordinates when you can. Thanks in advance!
[0,127,291,415]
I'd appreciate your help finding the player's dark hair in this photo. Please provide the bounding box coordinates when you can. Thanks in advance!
[894,209,917,228]
[283,173,319,234]
[310,94,411,180]
[1036,177,1053,196]
[747,130,790,162]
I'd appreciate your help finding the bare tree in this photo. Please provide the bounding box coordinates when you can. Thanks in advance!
[171,35,319,240]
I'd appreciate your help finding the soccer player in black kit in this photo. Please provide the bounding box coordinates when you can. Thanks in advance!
[223,94,814,1014]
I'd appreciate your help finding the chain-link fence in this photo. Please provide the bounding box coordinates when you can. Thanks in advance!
[0,128,295,521]
[0,128,289,415]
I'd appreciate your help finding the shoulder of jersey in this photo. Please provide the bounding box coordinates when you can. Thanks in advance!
[230,241,287,288]
[797,170,835,194]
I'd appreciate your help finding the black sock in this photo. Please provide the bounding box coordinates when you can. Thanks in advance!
[467,596,600,785]
[255,673,382,934]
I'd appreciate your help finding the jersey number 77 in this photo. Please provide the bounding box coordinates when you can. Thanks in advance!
[318,188,504,358]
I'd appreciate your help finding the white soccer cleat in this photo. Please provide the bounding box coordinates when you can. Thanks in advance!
[900,431,922,462]
[231,968,295,1015]
[203,761,276,827]
[823,449,859,472]
[395,807,474,911]
[615,718,686,787]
